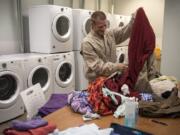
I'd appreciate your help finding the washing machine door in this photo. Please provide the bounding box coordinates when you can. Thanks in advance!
[82,17,91,36]
[0,71,22,108]
[118,21,125,27]
[52,14,71,42]
[28,65,51,93]
[55,61,73,88]
[118,52,125,63]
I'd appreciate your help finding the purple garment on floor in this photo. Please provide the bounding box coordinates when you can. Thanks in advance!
[38,93,68,117]
[68,90,93,114]
[11,117,48,131]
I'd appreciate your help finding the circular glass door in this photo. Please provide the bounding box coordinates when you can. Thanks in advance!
[82,17,91,36]
[28,65,50,93]
[55,61,73,88]
[0,71,21,108]
[118,53,125,63]
[119,21,125,27]
[52,14,71,42]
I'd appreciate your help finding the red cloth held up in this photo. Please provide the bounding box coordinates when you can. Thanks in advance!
[118,7,155,91]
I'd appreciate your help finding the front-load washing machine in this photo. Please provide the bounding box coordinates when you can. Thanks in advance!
[51,52,75,94]
[29,5,73,53]
[72,9,93,51]
[116,46,128,64]
[74,51,89,91]
[21,53,53,101]
[72,9,93,90]
[0,56,24,123]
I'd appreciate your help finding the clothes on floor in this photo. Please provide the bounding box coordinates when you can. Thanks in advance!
[38,94,68,117]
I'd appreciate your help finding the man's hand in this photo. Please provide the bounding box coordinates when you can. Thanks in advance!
[117,63,128,72]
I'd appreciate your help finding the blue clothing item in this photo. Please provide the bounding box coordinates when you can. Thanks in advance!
[11,117,48,131]
[38,94,68,117]
[110,131,120,135]
[110,123,152,135]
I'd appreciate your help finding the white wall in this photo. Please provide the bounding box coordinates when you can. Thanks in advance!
[114,0,165,49]
[21,0,49,15]
[84,0,110,12]
[100,0,109,12]
[0,0,22,54]
[72,0,81,9]
[84,0,97,10]
[161,0,180,80]
[54,0,72,7]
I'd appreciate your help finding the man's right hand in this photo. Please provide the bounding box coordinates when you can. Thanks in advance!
[118,63,128,72]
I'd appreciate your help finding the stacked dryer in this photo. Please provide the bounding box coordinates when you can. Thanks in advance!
[0,56,24,123]
[72,9,94,91]
[29,5,73,53]
[28,5,75,94]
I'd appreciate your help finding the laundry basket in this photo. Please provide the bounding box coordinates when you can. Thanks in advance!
[20,83,46,120]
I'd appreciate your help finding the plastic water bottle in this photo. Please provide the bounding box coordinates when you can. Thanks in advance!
[124,100,138,128]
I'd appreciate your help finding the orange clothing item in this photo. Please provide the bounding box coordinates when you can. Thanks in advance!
[88,77,120,115]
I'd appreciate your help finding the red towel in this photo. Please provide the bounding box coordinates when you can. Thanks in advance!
[118,8,155,92]
[3,122,56,135]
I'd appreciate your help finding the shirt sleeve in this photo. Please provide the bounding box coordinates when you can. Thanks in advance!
[113,16,134,45]
[81,41,121,77]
